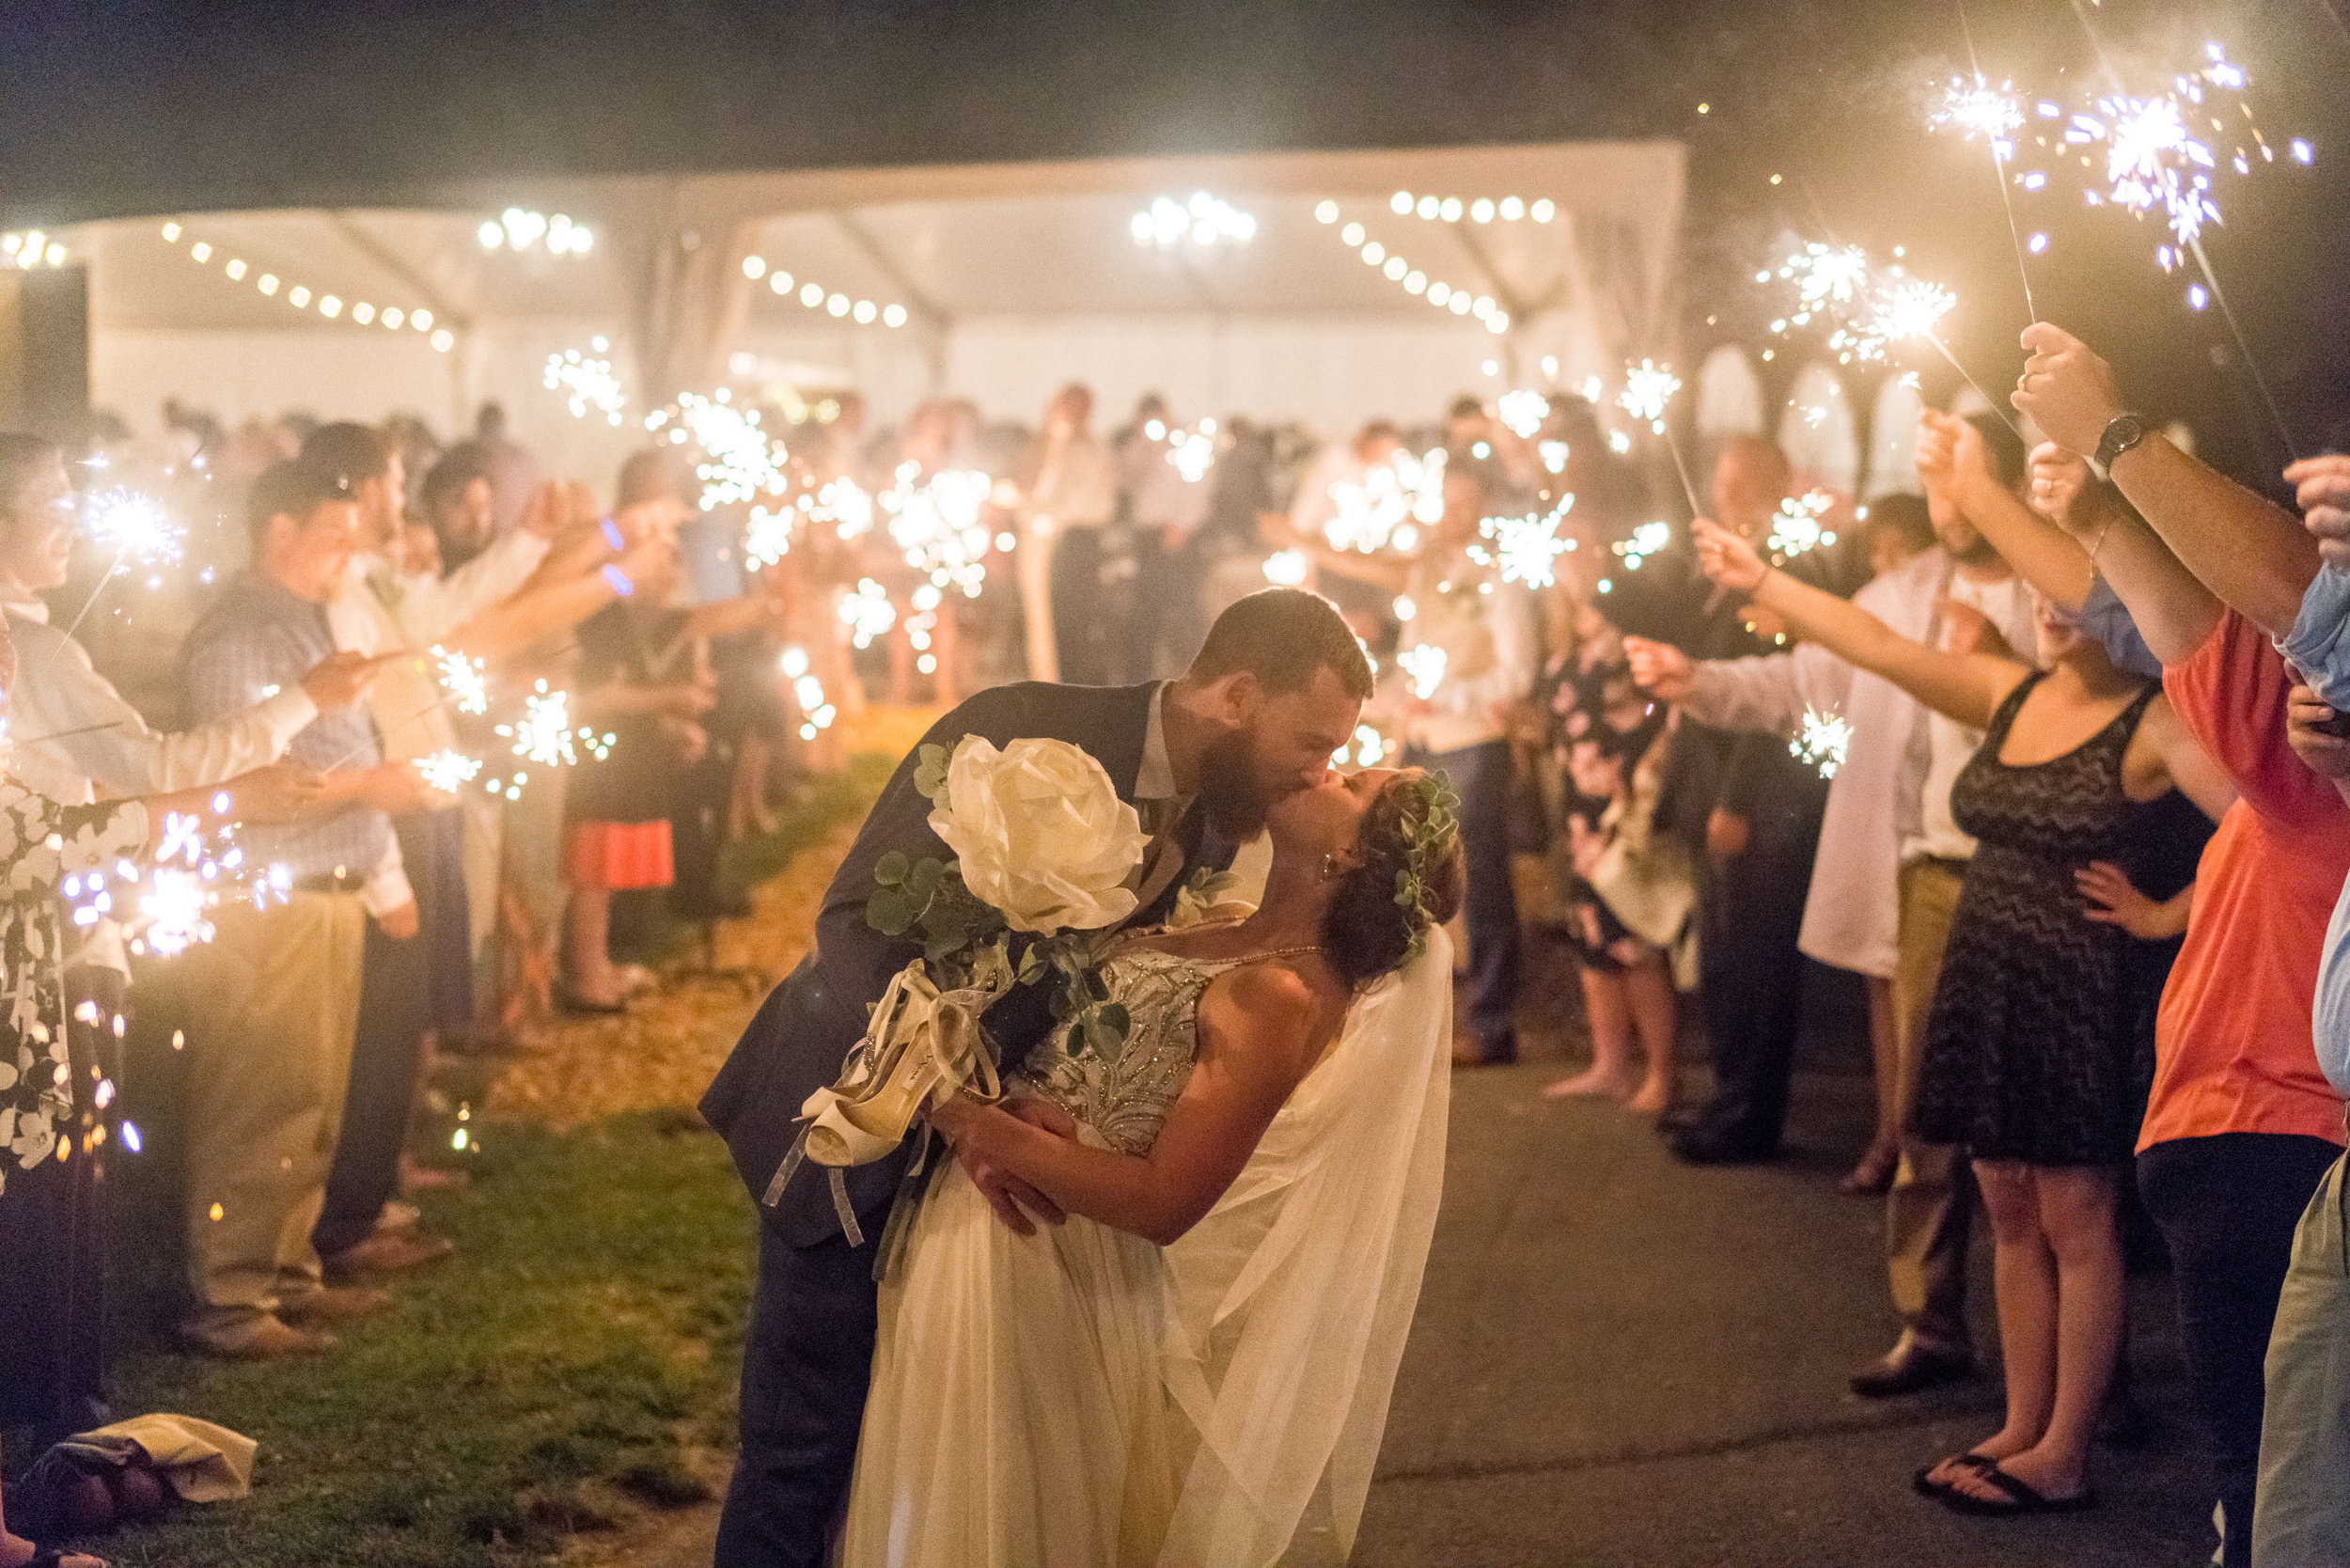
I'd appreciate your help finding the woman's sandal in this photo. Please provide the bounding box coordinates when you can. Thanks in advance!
[1910,1451,1995,1498]
[1937,1463,2097,1516]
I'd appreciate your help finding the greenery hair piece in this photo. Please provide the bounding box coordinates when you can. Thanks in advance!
[1388,772,1461,964]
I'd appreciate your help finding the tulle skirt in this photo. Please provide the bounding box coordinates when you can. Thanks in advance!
[839,1145,1180,1567]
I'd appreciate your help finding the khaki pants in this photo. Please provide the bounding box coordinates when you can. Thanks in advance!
[1887,858,1974,1349]
[175,891,367,1347]
[2254,1152,2350,1566]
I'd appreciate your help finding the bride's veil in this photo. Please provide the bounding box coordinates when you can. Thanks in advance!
[1154,926,1453,1566]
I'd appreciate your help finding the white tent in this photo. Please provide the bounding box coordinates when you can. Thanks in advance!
[55,140,1683,472]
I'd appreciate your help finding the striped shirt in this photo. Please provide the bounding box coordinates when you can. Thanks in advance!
[182,572,406,910]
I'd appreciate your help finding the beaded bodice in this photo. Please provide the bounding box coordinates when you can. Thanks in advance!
[1014,947,1246,1156]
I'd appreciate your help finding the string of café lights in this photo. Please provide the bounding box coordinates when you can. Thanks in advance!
[156,222,456,352]
[1312,195,1548,335]
[737,253,911,330]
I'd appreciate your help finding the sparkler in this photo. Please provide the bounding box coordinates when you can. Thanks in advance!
[880,464,995,597]
[1790,708,1854,779]
[669,392,789,511]
[838,578,899,649]
[542,342,627,426]
[432,647,490,715]
[1496,389,1550,440]
[1616,362,1703,518]
[778,646,838,741]
[1167,421,1218,483]
[73,814,291,959]
[1931,0,2039,321]
[1397,644,1449,701]
[415,749,483,793]
[744,506,795,570]
[83,489,184,567]
[1323,449,1445,555]
[1475,497,1576,588]
[1766,492,1839,560]
[1616,521,1673,572]
[804,477,874,541]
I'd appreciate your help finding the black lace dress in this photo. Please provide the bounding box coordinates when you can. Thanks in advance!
[1912,673,2181,1165]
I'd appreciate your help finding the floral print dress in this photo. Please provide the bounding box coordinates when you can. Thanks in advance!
[0,779,149,1192]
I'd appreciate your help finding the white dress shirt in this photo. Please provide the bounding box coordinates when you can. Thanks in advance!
[1676,547,2036,979]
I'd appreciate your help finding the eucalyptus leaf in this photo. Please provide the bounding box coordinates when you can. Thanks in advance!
[867,887,916,935]
[914,744,951,801]
[1086,969,1112,1003]
[1096,1002,1131,1041]
[874,850,910,886]
[906,857,947,898]
[1083,1016,1121,1059]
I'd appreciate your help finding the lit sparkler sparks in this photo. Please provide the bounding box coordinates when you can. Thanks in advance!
[1476,496,1576,588]
[1790,708,1854,779]
[668,391,789,510]
[744,506,794,569]
[82,490,184,566]
[415,749,483,793]
[1616,521,1673,572]
[1262,549,1309,587]
[1167,420,1218,483]
[880,464,995,596]
[838,578,898,649]
[494,682,610,769]
[1324,448,1445,555]
[1933,74,2025,148]
[543,341,627,426]
[778,646,838,741]
[802,477,874,541]
[1496,389,1551,439]
[1779,243,1872,319]
[433,647,490,715]
[1335,723,1392,768]
[79,813,290,958]
[1616,362,1680,432]
[1766,491,1838,559]
[1397,644,1449,701]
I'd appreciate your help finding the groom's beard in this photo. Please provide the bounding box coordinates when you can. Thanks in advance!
[1197,730,1276,840]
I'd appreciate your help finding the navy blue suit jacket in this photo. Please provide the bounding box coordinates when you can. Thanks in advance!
[700,682,1230,1246]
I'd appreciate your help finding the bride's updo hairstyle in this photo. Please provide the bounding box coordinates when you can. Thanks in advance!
[1322,771,1465,987]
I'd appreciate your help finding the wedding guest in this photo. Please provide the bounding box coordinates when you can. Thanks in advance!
[1694,515,2229,1514]
[1607,436,1833,1164]
[2010,326,2350,1565]
[171,459,424,1358]
[469,400,542,538]
[420,447,499,574]
[1284,418,1407,627]
[1535,589,1690,1110]
[1115,393,1213,681]
[1012,384,1117,683]
[0,433,374,1426]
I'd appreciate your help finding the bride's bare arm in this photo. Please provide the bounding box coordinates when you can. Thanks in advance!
[930,964,1329,1246]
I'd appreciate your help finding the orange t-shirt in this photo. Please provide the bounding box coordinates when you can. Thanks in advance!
[2140,607,2350,1152]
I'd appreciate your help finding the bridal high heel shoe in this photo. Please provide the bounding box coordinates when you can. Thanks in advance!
[765,962,1006,1242]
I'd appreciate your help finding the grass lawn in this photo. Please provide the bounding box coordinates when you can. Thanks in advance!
[5,750,900,1568]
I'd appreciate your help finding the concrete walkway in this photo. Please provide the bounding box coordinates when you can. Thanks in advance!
[1354,1058,2218,1568]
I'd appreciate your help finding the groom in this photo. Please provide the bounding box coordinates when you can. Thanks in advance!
[702,587,1373,1565]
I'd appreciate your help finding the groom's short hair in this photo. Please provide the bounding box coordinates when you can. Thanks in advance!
[1187,588,1374,700]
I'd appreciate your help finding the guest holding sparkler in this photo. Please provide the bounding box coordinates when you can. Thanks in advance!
[1997,324,2350,1565]
[1010,384,1116,684]
[1693,511,2229,1517]
[1114,393,1213,681]
[169,458,427,1359]
[0,433,372,1425]
[1608,436,1835,1165]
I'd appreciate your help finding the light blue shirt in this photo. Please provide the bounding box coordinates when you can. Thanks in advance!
[2077,575,2164,682]
[2279,563,2350,1095]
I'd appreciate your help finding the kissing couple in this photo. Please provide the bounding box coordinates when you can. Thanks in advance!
[701,588,1464,1566]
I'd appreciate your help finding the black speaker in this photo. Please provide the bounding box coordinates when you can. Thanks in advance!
[0,261,90,441]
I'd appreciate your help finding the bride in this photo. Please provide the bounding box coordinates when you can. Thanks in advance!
[838,764,1464,1568]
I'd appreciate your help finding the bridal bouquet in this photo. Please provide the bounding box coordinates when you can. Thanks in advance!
[788,736,1150,1224]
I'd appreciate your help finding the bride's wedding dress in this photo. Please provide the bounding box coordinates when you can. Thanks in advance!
[838,930,1452,1568]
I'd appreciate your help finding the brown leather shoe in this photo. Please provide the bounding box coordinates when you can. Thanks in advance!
[1850,1334,1973,1398]
[187,1314,337,1360]
[324,1228,456,1282]
[277,1284,394,1325]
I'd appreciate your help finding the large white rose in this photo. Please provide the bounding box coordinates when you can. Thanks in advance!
[929,736,1149,934]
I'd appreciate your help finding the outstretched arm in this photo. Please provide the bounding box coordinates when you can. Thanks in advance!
[2013,323,2316,636]
[931,964,1327,1245]
[2024,444,2221,666]
[1918,408,2094,612]
[1690,519,2025,731]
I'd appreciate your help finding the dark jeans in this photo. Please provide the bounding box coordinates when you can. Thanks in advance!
[0,967,127,1432]
[1692,837,1817,1151]
[312,813,448,1258]
[1049,525,1115,685]
[2138,1131,2341,1568]
[713,1225,882,1568]
[1409,739,1522,1046]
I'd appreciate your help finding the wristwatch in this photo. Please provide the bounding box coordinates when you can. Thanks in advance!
[2093,413,2148,474]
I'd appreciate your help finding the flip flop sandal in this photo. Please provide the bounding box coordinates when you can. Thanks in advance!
[1911,1451,1996,1498]
[1938,1462,2097,1516]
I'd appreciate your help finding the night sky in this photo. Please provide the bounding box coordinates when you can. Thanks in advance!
[3,0,2343,484]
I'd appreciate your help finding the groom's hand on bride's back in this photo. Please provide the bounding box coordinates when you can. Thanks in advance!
[949,1096,1078,1235]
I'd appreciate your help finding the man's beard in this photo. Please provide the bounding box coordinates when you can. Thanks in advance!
[1196,729,1276,840]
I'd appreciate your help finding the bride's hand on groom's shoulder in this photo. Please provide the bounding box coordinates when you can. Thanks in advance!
[938,1094,1078,1236]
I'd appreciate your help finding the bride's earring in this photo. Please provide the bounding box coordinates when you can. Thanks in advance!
[1320,854,1338,880]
